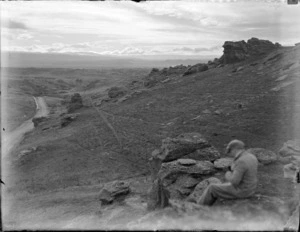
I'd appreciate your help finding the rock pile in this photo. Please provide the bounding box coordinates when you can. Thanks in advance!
[219,37,281,64]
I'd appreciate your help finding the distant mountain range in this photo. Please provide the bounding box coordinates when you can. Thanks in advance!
[1,52,217,69]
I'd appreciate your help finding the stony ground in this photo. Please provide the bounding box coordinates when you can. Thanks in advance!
[2,45,300,230]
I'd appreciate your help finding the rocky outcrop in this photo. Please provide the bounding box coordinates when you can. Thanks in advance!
[151,133,212,162]
[183,63,208,76]
[99,180,130,205]
[247,148,278,165]
[184,147,221,162]
[219,37,281,64]
[187,177,221,203]
[67,93,83,113]
[108,86,127,99]
[32,116,49,127]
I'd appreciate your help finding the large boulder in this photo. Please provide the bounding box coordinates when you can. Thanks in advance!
[247,148,278,165]
[183,146,221,162]
[183,63,208,76]
[152,133,211,162]
[187,177,221,203]
[108,86,127,99]
[99,180,130,205]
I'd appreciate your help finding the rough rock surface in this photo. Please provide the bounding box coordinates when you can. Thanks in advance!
[99,180,130,205]
[184,146,221,162]
[67,93,83,113]
[183,63,208,76]
[187,177,221,203]
[152,132,211,162]
[219,37,281,64]
[32,116,49,127]
[108,86,127,99]
[214,158,234,170]
[247,148,278,165]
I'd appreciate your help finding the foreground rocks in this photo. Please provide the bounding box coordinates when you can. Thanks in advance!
[99,180,130,205]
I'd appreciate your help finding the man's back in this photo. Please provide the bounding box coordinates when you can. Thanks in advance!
[233,151,258,195]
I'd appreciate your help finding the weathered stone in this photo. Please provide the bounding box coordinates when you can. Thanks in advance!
[184,146,221,162]
[99,180,130,205]
[247,148,278,165]
[214,158,234,170]
[32,116,49,127]
[108,86,127,99]
[166,175,200,199]
[156,133,211,162]
[183,63,208,76]
[202,109,211,114]
[187,177,221,203]
[60,113,78,127]
[147,178,170,210]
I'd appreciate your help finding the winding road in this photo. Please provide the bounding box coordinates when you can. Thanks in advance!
[2,96,49,158]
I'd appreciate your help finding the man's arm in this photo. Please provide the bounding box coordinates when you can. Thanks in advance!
[225,161,246,187]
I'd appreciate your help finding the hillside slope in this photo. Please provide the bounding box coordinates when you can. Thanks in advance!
[3,41,300,230]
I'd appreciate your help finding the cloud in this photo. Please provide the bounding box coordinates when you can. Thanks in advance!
[3,19,28,30]
[173,46,222,53]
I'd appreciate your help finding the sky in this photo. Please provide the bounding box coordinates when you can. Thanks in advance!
[1,0,300,60]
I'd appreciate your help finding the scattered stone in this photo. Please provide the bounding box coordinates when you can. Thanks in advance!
[108,86,127,99]
[214,158,234,170]
[153,133,211,162]
[99,180,130,205]
[202,109,211,114]
[214,110,222,115]
[161,78,171,83]
[276,74,288,81]
[187,177,221,203]
[184,146,221,162]
[247,148,278,165]
[183,63,208,76]
[236,66,244,72]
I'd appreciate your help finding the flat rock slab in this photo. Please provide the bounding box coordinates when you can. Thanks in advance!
[155,133,210,162]
[184,146,221,162]
[214,158,234,170]
[187,177,221,203]
[178,159,197,166]
[99,180,130,205]
[247,148,278,165]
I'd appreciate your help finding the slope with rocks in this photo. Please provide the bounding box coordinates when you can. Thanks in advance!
[3,38,300,230]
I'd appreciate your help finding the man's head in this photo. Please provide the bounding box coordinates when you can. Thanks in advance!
[226,140,245,157]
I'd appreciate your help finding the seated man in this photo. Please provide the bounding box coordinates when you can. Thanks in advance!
[198,139,258,206]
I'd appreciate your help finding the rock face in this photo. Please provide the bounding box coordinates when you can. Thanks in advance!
[67,93,83,113]
[247,148,278,165]
[184,146,221,162]
[219,37,281,64]
[214,158,234,170]
[183,63,208,76]
[108,86,127,99]
[99,180,130,205]
[152,133,211,162]
[187,177,221,203]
